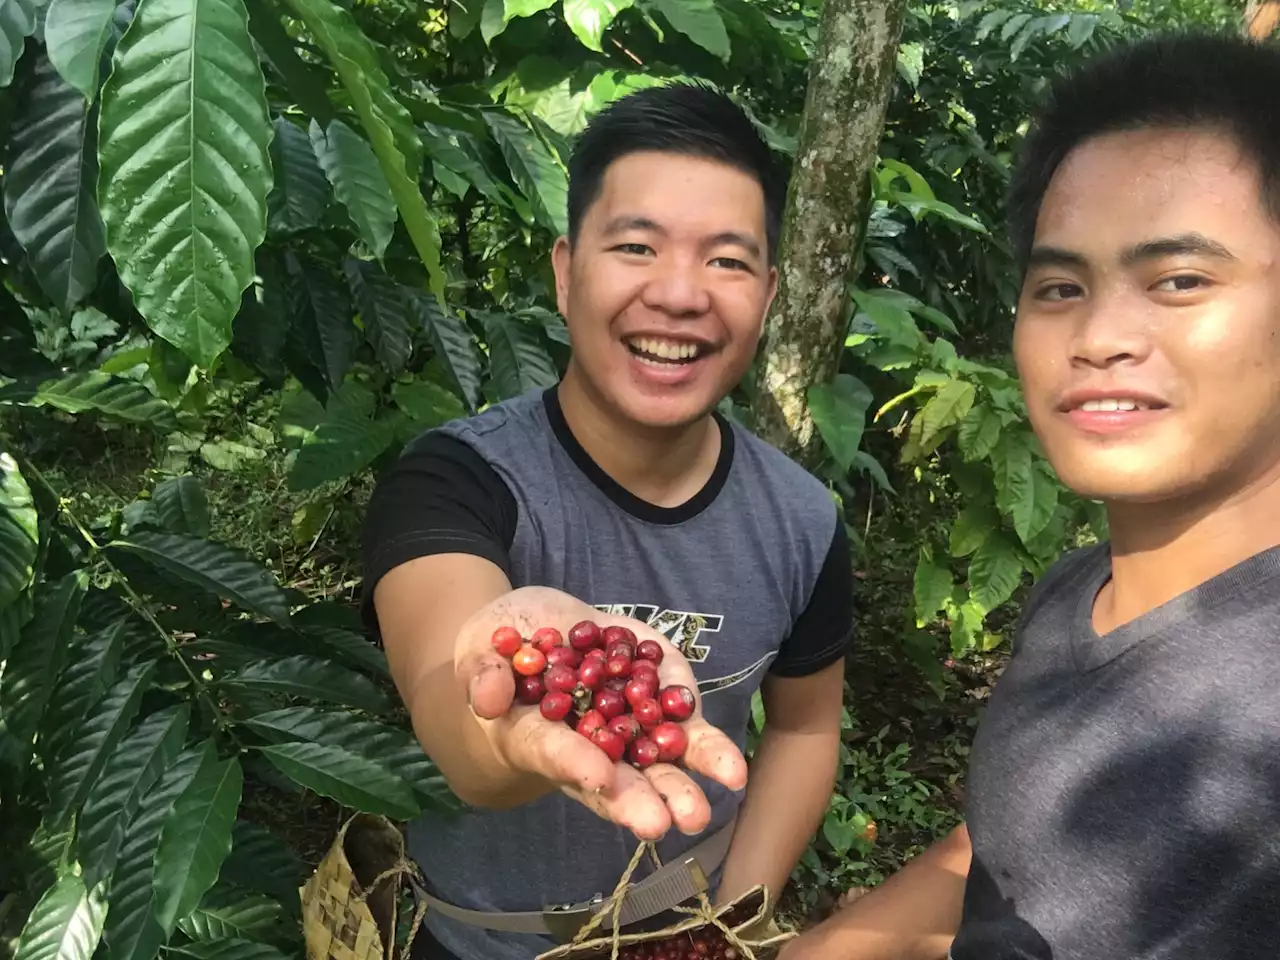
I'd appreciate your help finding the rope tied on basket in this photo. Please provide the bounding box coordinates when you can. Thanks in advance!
[353,858,428,960]
[564,839,790,960]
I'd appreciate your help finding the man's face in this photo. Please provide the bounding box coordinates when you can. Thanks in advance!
[552,150,777,431]
[1014,126,1280,505]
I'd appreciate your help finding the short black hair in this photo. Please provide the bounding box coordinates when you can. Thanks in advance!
[566,81,787,264]
[1008,31,1280,270]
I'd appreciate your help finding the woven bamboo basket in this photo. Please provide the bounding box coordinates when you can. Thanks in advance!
[301,814,423,960]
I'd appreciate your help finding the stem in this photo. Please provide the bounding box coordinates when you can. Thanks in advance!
[25,462,237,741]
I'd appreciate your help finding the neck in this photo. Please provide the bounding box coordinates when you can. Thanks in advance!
[556,364,722,508]
[1095,462,1280,633]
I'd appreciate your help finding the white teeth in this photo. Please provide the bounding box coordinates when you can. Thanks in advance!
[631,337,701,362]
[1080,398,1148,412]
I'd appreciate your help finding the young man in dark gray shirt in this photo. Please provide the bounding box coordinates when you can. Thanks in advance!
[781,30,1280,960]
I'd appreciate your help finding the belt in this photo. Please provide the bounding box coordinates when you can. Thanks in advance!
[411,816,737,943]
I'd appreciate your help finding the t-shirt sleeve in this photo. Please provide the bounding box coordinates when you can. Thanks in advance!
[768,518,855,678]
[359,431,518,634]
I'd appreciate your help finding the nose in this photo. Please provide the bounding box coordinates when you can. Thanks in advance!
[639,254,712,317]
[1069,298,1154,369]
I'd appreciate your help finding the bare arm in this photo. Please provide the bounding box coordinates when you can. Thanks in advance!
[373,554,750,840]
[715,660,845,905]
[777,824,972,960]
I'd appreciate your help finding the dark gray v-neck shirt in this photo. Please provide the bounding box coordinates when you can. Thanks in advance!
[952,542,1280,959]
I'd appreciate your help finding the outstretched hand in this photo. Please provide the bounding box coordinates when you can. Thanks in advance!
[455,587,748,841]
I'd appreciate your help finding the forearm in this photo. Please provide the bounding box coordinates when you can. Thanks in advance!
[781,824,971,960]
[378,564,558,808]
[716,726,840,905]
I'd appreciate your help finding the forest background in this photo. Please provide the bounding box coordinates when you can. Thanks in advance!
[0,0,1272,958]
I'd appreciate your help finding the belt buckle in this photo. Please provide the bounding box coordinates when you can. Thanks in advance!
[543,893,604,943]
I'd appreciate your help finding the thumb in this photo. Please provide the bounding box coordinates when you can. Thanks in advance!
[460,649,516,720]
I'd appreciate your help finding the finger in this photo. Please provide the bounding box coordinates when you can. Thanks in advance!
[564,763,675,841]
[497,709,618,795]
[461,650,515,720]
[679,718,749,792]
[643,763,713,836]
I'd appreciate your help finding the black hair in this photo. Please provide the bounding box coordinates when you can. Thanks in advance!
[1008,31,1280,270]
[566,81,788,264]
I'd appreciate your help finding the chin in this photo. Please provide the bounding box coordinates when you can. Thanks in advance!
[1053,459,1194,505]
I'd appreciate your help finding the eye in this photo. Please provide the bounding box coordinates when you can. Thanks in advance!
[710,257,750,272]
[1034,282,1084,302]
[611,243,651,256]
[1152,274,1210,293]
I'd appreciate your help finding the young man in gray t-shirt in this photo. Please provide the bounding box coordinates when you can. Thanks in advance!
[363,83,854,960]
[781,31,1280,960]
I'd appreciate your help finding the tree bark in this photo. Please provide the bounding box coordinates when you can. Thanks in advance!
[1245,0,1280,39]
[751,0,908,467]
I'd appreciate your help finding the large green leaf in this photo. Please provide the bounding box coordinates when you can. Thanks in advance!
[0,452,38,609]
[913,555,953,626]
[993,435,1035,540]
[97,0,273,367]
[482,312,559,398]
[243,705,448,805]
[171,939,291,960]
[285,253,355,394]
[421,121,507,207]
[153,751,243,936]
[919,379,976,448]
[40,619,125,768]
[647,0,729,59]
[13,873,107,960]
[308,119,396,258]
[103,745,205,960]
[222,655,390,712]
[29,373,178,431]
[267,117,328,236]
[391,379,465,429]
[414,293,481,411]
[969,535,1024,612]
[0,0,43,86]
[957,404,1001,462]
[282,0,444,301]
[0,572,86,776]
[287,407,397,491]
[345,259,409,373]
[177,888,283,943]
[3,46,106,312]
[219,823,302,912]
[43,0,115,98]
[79,705,191,890]
[46,663,156,827]
[949,504,998,559]
[151,475,212,537]
[808,374,873,472]
[483,111,568,235]
[107,531,290,624]
[563,0,634,51]
[1019,462,1060,546]
[257,741,419,819]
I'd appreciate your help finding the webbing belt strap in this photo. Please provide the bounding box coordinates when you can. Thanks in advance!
[411,816,737,942]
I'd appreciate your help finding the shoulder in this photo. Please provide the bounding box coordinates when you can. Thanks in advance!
[1011,542,1109,651]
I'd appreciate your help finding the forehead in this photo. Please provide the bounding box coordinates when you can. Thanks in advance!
[585,151,767,235]
[1035,126,1273,249]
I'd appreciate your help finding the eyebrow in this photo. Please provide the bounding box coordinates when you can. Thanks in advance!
[600,217,763,260]
[1026,232,1238,271]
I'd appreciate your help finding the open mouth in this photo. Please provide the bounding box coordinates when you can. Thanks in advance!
[1074,398,1163,412]
[625,336,709,367]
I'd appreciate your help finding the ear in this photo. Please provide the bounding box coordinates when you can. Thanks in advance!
[762,264,779,316]
[552,235,573,318]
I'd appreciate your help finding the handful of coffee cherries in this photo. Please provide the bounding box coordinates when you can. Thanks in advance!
[490,620,697,768]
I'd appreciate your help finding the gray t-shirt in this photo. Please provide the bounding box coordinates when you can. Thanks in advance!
[361,387,854,960]
[953,542,1280,959]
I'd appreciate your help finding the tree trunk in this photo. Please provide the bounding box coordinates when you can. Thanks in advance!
[751,0,908,467]
[1245,0,1280,38]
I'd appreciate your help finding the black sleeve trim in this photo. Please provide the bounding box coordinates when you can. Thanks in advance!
[768,518,855,678]
[359,431,518,636]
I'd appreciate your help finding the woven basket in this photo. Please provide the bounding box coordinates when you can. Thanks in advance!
[301,814,415,960]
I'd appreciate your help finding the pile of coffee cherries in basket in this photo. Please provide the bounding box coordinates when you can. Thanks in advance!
[490,620,697,768]
[614,930,743,960]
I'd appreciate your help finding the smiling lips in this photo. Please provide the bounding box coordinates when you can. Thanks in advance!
[1059,391,1170,434]
[626,336,708,364]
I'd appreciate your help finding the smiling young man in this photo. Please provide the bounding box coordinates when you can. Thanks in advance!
[778,31,1280,960]
[361,83,854,960]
